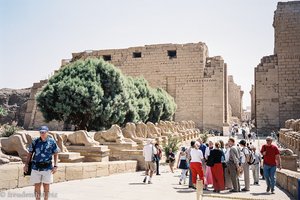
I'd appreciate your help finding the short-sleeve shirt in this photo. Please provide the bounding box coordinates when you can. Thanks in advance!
[190,148,204,163]
[241,147,250,163]
[28,136,60,171]
[143,144,157,162]
[199,144,207,156]
[260,144,279,166]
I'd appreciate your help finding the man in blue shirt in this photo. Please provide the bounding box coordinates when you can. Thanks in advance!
[24,126,60,200]
[197,138,207,156]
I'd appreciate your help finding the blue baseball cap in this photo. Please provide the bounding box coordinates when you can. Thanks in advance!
[39,126,49,132]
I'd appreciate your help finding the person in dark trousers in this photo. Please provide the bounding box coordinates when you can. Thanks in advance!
[242,128,246,139]
[154,143,162,175]
[168,149,176,173]
[187,141,194,188]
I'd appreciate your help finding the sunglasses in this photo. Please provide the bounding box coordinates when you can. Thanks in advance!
[40,131,47,134]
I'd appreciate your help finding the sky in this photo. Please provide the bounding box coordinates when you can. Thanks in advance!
[0,0,288,108]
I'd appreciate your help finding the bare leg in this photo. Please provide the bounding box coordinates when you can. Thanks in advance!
[43,183,50,200]
[34,183,42,200]
[149,170,153,178]
[169,163,174,173]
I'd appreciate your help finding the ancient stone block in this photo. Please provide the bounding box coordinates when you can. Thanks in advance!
[0,164,19,190]
[280,155,298,171]
[0,165,19,180]
[53,165,66,183]
[125,161,137,172]
[96,162,109,177]
[66,145,110,162]
[65,165,83,181]
[108,161,126,175]
[82,164,97,179]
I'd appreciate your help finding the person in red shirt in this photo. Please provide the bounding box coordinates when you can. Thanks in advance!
[260,136,281,194]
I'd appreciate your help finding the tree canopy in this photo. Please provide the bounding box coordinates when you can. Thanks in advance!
[36,58,176,130]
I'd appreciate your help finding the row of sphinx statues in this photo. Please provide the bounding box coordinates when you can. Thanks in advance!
[280,119,300,157]
[0,120,200,164]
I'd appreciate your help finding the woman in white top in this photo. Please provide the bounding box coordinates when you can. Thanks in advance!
[177,147,189,185]
[189,141,204,188]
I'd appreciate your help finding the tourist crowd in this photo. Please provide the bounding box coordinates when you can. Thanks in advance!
[143,134,281,195]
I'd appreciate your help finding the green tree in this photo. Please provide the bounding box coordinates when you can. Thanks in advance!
[37,58,177,130]
[89,59,132,129]
[132,77,151,122]
[36,59,104,130]
[148,88,176,123]
[159,89,176,121]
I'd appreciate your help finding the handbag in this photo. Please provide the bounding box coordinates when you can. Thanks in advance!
[24,161,33,176]
[152,155,157,163]
[24,138,38,176]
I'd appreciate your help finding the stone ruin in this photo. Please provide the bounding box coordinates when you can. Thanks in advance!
[23,42,247,133]
[0,120,200,170]
[278,119,300,171]
[254,1,300,133]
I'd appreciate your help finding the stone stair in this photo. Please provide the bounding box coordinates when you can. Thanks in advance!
[58,152,84,163]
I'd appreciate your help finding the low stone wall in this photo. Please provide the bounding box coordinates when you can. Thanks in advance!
[276,169,300,199]
[0,160,137,191]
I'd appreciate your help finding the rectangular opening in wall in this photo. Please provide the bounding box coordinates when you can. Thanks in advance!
[133,52,142,58]
[103,55,111,61]
[167,50,177,59]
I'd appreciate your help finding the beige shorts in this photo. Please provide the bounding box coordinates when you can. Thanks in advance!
[30,169,53,184]
[145,161,155,171]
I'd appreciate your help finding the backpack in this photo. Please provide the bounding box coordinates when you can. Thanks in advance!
[247,150,255,165]
[242,148,255,165]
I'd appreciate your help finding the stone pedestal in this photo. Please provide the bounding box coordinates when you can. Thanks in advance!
[58,152,84,163]
[117,149,145,170]
[66,145,110,162]
[281,155,298,171]
[100,142,138,161]
[102,142,138,152]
